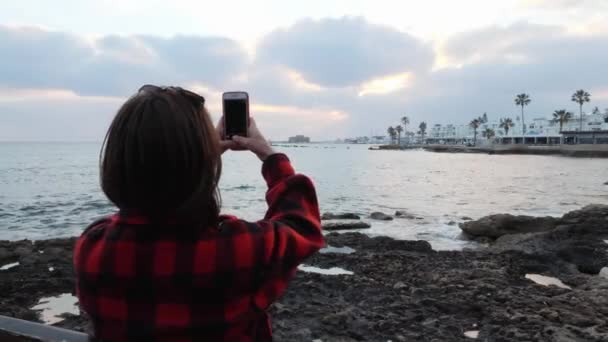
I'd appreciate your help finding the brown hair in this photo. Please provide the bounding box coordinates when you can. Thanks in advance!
[100,86,221,226]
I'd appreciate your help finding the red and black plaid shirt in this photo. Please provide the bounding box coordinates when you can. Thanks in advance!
[74,153,323,341]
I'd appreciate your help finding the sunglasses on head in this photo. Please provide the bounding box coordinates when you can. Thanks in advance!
[138,84,205,108]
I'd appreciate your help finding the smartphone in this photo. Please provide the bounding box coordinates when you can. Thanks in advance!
[222,91,249,139]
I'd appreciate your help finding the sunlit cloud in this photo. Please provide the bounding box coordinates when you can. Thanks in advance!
[284,69,324,91]
[358,72,412,97]
[252,103,348,121]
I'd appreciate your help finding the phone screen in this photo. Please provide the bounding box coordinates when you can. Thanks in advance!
[224,99,248,137]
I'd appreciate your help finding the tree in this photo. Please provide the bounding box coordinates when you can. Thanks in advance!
[571,89,591,134]
[499,118,514,136]
[592,106,601,115]
[482,128,495,141]
[387,126,396,144]
[481,112,488,123]
[395,125,403,145]
[515,93,531,135]
[401,116,410,132]
[470,118,481,146]
[552,109,573,133]
[418,122,427,142]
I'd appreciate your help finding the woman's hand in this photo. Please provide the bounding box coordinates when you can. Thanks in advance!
[216,117,237,154]
[233,118,276,161]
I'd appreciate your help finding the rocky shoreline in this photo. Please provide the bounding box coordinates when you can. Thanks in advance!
[1,205,608,341]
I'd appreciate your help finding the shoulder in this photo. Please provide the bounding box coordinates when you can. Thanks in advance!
[79,215,114,240]
[218,215,265,234]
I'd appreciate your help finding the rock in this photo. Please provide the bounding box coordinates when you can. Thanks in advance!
[321,212,360,220]
[322,220,371,231]
[393,281,408,290]
[461,216,473,221]
[325,232,433,253]
[459,214,558,239]
[3,206,608,342]
[447,221,456,226]
[370,212,393,220]
[604,181,608,185]
[395,211,418,219]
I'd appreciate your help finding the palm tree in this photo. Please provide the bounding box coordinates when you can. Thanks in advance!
[481,112,488,124]
[552,109,573,133]
[395,125,403,145]
[418,122,427,143]
[571,89,591,133]
[499,118,514,136]
[592,106,600,115]
[482,128,495,141]
[387,126,396,145]
[401,116,410,132]
[470,118,481,146]
[515,93,531,135]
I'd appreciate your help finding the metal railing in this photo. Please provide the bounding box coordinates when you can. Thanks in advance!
[0,315,89,342]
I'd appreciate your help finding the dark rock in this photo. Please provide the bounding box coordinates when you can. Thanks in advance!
[459,214,558,239]
[461,216,473,221]
[370,212,393,220]
[322,220,371,231]
[604,181,608,185]
[321,212,361,220]
[394,210,424,220]
[2,205,608,342]
[447,221,456,226]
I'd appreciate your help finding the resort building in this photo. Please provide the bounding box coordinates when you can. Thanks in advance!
[425,112,608,145]
[288,135,311,143]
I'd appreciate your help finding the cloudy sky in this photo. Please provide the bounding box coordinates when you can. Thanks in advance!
[1,0,607,141]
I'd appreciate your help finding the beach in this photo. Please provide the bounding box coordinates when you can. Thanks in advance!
[2,205,607,341]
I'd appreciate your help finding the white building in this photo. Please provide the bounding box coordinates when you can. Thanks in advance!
[425,112,608,145]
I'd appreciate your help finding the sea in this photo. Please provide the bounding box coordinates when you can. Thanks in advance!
[1,142,607,250]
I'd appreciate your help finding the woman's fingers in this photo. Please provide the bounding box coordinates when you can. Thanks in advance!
[232,135,252,148]
[216,116,226,140]
[219,140,237,154]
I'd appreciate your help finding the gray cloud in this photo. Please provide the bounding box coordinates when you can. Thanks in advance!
[256,17,435,87]
[1,20,608,141]
[0,25,248,96]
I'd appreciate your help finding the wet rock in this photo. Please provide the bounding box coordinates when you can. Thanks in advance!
[321,212,360,220]
[370,212,393,221]
[322,220,371,231]
[394,210,423,220]
[459,214,558,239]
[447,221,457,226]
[461,216,473,221]
[2,206,608,342]
[604,181,608,185]
[393,281,408,289]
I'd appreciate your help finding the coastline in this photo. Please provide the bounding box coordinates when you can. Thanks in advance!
[1,205,607,341]
[372,144,608,158]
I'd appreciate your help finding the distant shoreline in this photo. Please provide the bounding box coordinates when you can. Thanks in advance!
[371,144,608,158]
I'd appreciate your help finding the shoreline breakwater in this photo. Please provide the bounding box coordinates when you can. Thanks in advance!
[373,143,608,158]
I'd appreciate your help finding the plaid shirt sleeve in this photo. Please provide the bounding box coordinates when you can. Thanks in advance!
[73,152,323,341]
[219,153,324,310]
